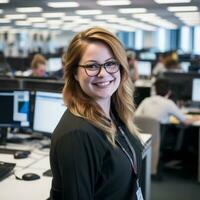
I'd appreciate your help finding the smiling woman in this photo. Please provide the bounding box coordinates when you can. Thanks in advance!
[50,27,144,200]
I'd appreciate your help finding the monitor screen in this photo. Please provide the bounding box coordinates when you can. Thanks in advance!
[192,78,200,102]
[180,62,190,72]
[47,58,62,72]
[0,90,30,127]
[33,91,66,135]
[138,61,152,77]
[139,52,156,60]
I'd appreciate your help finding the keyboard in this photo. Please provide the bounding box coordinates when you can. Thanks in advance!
[0,147,30,155]
[0,161,16,181]
[43,169,52,177]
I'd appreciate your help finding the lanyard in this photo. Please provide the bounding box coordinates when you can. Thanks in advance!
[115,125,138,176]
[110,112,138,176]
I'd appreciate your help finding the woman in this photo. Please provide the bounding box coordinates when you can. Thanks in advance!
[50,27,144,200]
[30,53,47,77]
[127,50,139,82]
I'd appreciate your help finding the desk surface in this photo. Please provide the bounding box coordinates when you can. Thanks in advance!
[0,134,151,200]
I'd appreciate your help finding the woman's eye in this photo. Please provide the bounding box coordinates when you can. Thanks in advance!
[87,64,99,69]
[105,61,115,67]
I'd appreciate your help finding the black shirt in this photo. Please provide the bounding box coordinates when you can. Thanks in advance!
[50,110,143,200]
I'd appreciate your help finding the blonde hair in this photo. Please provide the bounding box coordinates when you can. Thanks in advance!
[31,54,46,69]
[63,27,140,144]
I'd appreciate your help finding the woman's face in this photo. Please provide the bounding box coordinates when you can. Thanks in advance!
[75,42,121,104]
[34,63,46,77]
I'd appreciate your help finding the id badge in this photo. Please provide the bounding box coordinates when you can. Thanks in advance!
[136,179,144,200]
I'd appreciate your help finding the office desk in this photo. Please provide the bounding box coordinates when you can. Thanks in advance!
[170,115,200,183]
[0,134,151,200]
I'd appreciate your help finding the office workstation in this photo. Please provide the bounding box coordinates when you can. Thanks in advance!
[1,0,200,200]
[0,88,152,200]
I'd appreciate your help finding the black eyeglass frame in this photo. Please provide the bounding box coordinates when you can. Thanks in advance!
[78,60,120,77]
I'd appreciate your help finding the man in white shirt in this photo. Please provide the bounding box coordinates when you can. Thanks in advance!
[135,79,198,180]
[135,79,196,125]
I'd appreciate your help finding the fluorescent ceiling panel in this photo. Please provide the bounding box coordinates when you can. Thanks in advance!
[168,6,198,12]
[154,0,191,3]
[0,18,10,23]
[76,10,102,15]
[5,14,27,19]
[48,2,79,8]
[16,7,43,13]
[97,0,131,6]
[42,13,65,18]
[0,0,9,3]
[118,8,147,14]
[95,15,117,19]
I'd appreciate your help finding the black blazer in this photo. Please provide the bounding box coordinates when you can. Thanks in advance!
[50,110,143,200]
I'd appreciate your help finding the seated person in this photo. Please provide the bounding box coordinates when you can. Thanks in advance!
[126,50,138,82]
[30,54,48,77]
[164,57,182,73]
[153,53,166,76]
[153,53,182,76]
[135,79,199,179]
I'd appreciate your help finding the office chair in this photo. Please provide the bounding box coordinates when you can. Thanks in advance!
[134,116,160,175]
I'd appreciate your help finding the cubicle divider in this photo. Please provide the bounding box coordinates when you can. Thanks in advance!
[0,76,64,92]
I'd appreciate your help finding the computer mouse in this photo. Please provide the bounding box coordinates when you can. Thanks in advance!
[22,173,40,181]
[14,151,29,159]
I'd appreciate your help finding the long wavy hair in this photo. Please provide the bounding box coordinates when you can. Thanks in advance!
[62,27,140,145]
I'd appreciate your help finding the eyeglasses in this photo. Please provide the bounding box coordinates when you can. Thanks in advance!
[78,60,120,77]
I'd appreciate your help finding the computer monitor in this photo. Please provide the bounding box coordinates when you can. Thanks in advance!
[180,62,190,72]
[33,91,66,136]
[138,61,152,77]
[139,52,156,60]
[47,58,62,72]
[0,90,30,127]
[192,78,200,102]
[23,78,64,92]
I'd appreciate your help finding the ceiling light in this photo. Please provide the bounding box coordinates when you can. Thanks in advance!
[118,8,147,14]
[154,0,191,3]
[167,6,198,12]
[5,14,27,19]
[15,21,32,26]
[95,15,117,20]
[28,17,46,23]
[16,7,43,13]
[0,18,10,23]
[107,18,127,23]
[97,0,131,6]
[72,19,92,24]
[133,13,157,19]
[75,10,102,15]
[63,16,81,21]
[42,13,65,18]
[47,20,63,25]
[48,2,79,8]
[175,12,200,18]
[33,23,48,28]
[0,0,9,3]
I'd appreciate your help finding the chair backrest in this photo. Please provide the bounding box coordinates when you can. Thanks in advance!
[134,116,160,144]
[134,116,161,174]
